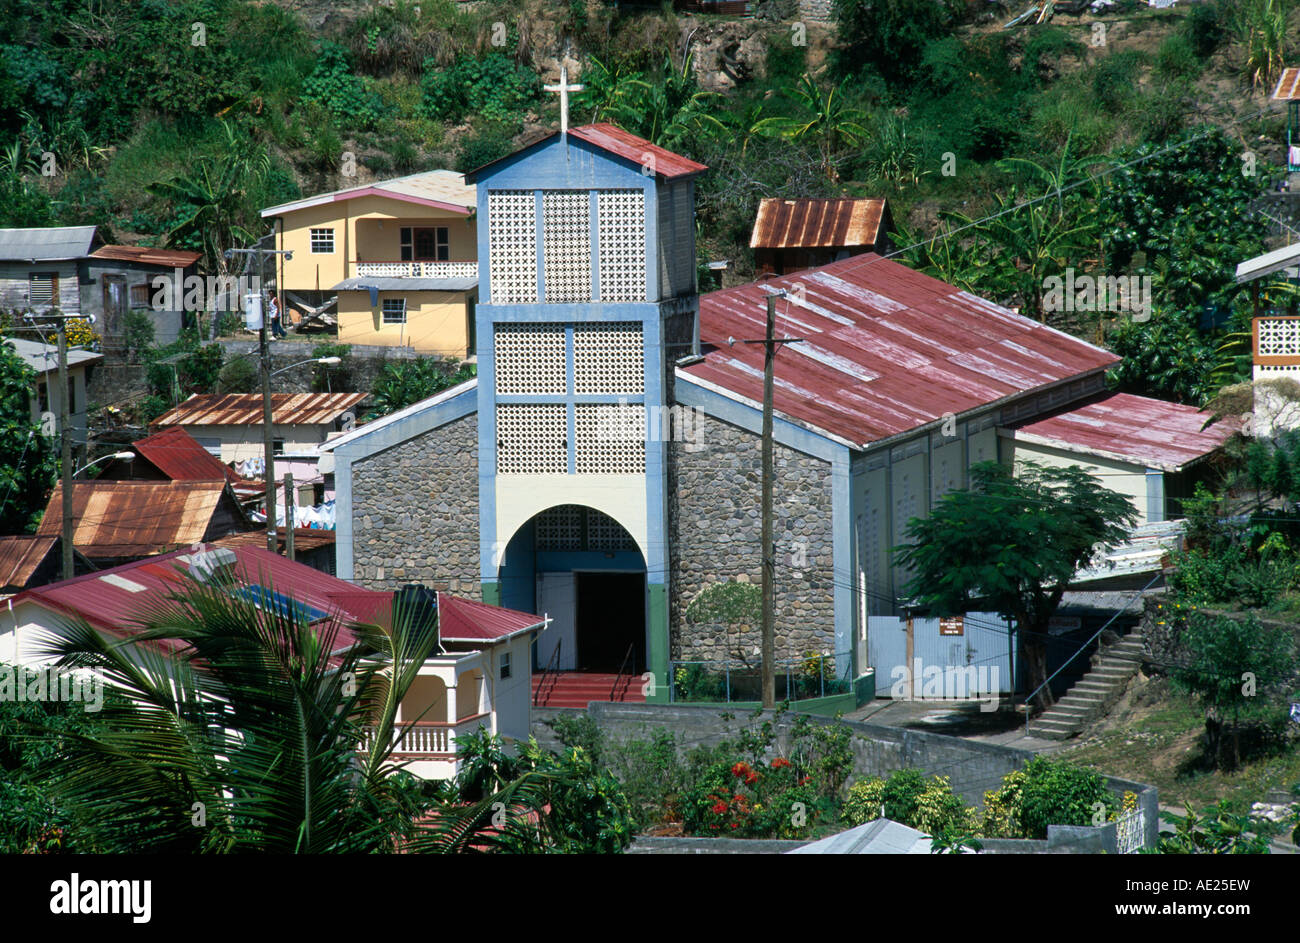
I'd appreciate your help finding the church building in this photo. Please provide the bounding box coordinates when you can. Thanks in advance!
[321,119,1208,701]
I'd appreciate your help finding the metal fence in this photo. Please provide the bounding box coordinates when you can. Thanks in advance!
[668,651,851,704]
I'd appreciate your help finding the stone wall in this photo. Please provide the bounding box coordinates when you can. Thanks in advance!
[350,412,480,593]
[1142,592,1300,689]
[668,410,835,663]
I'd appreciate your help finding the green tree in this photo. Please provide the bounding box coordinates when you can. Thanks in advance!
[832,0,964,85]
[1171,611,1296,770]
[366,358,476,420]
[895,461,1139,709]
[754,74,869,182]
[0,339,58,533]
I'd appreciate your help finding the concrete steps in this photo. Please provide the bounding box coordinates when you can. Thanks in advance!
[1029,632,1145,741]
[531,671,647,709]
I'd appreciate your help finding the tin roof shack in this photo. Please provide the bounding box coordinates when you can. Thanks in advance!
[151,392,367,463]
[3,336,102,468]
[261,169,479,355]
[0,536,95,594]
[0,226,201,350]
[35,479,254,568]
[85,244,202,348]
[1004,392,1234,526]
[750,198,893,275]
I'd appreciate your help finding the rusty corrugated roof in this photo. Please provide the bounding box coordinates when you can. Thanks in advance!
[152,392,367,428]
[751,198,887,249]
[0,536,58,590]
[211,528,335,554]
[1012,392,1233,472]
[133,426,237,481]
[681,253,1120,448]
[35,480,236,559]
[1274,68,1300,100]
[90,245,202,267]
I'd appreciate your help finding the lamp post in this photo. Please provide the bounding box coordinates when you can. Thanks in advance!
[73,451,135,477]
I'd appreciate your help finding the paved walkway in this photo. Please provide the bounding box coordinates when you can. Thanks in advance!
[842,698,1066,754]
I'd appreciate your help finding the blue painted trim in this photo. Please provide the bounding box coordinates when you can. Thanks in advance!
[644,315,667,590]
[674,374,844,463]
[533,189,544,302]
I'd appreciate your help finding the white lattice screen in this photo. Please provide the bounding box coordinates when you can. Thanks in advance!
[1257,318,1300,358]
[573,324,644,394]
[494,323,566,394]
[534,505,583,550]
[496,404,566,474]
[488,190,537,304]
[534,505,636,551]
[575,403,645,474]
[542,190,592,302]
[597,190,646,302]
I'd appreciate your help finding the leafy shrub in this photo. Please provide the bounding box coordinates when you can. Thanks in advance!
[1091,52,1144,111]
[421,53,541,124]
[365,357,476,419]
[455,122,518,174]
[1183,1,1228,58]
[980,767,1026,838]
[216,356,258,394]
[1157,803,1270,854]
[303,43,387,129]
[842,777,887,825]
[1017,758,1116,839]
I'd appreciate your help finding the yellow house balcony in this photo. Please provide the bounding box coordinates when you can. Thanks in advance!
[354,259,478,280]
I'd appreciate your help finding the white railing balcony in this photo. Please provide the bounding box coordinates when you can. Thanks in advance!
[354,260,478,279]
[360,713,491,757]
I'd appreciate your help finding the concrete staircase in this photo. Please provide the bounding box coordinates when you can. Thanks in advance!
[531,671,647,710]
[1029,631,1145,741]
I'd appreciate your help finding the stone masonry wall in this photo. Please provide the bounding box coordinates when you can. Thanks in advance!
[350,412,480,593]
[669,410,835,663]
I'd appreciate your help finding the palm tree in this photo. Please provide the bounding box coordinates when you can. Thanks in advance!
[29,565,576,853]
[753,74,869,181]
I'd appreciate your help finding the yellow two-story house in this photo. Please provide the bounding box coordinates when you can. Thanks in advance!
[261,170,478,356]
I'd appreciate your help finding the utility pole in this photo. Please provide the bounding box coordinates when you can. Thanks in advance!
[732,290,802,709]
[284,471,295,562]
[57,311,73,581]
[227,244,292,553]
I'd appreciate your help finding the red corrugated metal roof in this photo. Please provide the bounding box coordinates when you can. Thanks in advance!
[1012,392,1233,472]
[437,592,545,643]
[35,480,238,559]
[90,244,202,267]
[682,253,1120,448]
[11,547,389,651]
[152,392,367,428]
[133,426,236,482]
[568,123,708,179]
[751,198,887,249]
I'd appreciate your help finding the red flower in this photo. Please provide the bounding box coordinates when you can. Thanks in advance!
[731,762,752,779]
[711,799,729,815]
[730,822,741,829]
[798,776,811,786]
[771,757,792,769]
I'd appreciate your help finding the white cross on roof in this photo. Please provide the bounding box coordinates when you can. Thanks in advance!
[544,67,585,136]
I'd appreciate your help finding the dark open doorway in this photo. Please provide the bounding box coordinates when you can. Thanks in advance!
[575,571,645,673]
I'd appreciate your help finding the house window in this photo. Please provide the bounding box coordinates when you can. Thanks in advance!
[499,651,512,680]
[381,298,407,324]
[273,437,285,455]
[310,228,334,253]
[400,227,450,262]
[130,283,151,309]
[29,273,57,307]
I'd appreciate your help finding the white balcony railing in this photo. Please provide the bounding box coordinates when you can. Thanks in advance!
[359,714,491,757]
[355,260,478,279]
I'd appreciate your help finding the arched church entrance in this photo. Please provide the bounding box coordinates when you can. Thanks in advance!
[498,504,646,675]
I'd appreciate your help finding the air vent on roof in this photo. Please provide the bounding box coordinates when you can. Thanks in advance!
[188,547,237,582]
[394,583,441,654]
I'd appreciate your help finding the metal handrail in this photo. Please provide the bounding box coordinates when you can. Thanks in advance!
[610,643,636,701]
[1023,572,1160,732]
[534,639,562,708]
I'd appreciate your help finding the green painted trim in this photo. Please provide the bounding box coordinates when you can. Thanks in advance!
[481,581,501,606]
[646,583,669,704]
